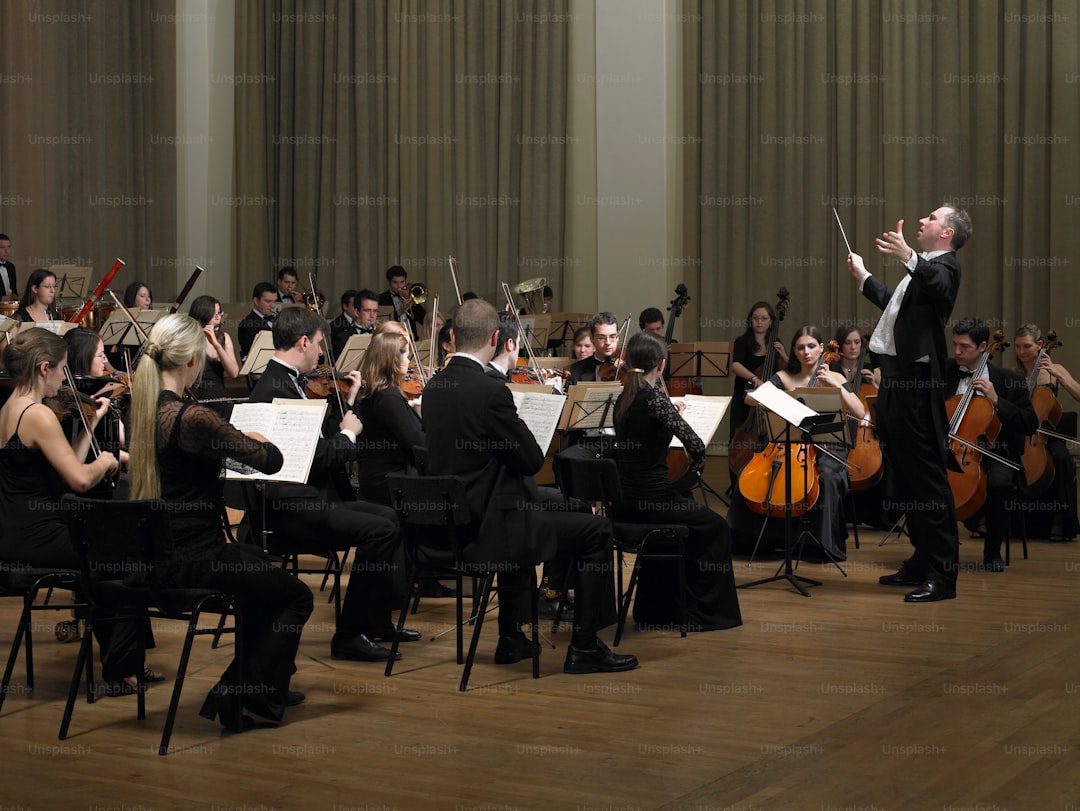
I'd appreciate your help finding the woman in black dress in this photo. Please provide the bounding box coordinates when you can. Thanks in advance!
[12,268,58,327]
[356,331,425,505]
[0,328,143,692]
[129,314,312,731]
[186,295,239,416]
[612,331,742,632]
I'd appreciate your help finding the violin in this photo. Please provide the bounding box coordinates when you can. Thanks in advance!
[1019,330,1062,495]
[946,330,1010,520]
[842,333,883,491]
[730,288,790,477]
[303,366,356,400]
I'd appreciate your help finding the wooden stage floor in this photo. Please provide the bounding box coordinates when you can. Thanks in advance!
[3,497,1079,810]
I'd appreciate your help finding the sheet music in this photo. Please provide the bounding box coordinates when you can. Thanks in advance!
[560,382,622,430]
[668,394,731,449]
[745,380,818,426]
[226,401,326,483]
[509,388,564,451]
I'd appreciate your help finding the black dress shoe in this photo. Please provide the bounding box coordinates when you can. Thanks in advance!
[563,639,639,674]
[284,690,306,707]
[330,633,401,662]
[494,633,540,665]
[904,580,957,603]
[369,627,422,643]
[879,568,924,587]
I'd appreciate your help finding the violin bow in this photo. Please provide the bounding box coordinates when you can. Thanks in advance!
[501,282,544,382]
[448,256,464,305]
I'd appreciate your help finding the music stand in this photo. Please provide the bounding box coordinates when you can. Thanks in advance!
[336,333,372,374]
[544,312,590,352]
[50,266,93,301]
[0,314,17,346]
[559,382,622,455]
[518,314,551,354]
[738,383,830,597]
[239,331,277,387]
[28,320,79,336]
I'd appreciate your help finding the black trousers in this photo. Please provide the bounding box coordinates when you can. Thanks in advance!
[269,498,399,637]
[876,357,959,585]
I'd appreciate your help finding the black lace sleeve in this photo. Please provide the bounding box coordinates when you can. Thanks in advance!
[644,383,706,461]
[162,400,283,475]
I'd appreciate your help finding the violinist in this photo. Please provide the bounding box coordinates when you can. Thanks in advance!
[1016,326,1078,542]
[11,268,58,326]
[64,328,129,495]
[127,313,311,730]
[187,295,239,416]
[946,319,1036,571]
[355,331,425,506]
[728,301,788,475]
[570,326,593,361]
[0,328,146,697]
[568,312,619,385]
[436,318,456,367]
[248,307,410,664]
[847,205,969,603]
[830,325,878,392]
[613,332,742,632]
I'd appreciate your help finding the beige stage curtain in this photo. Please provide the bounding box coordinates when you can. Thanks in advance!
[680,0,1080,370]
[0,1,177,302]
[234,0,570,313]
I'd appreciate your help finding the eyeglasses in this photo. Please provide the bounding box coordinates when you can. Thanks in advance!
[95,352,108,360]
[38,284,57,290]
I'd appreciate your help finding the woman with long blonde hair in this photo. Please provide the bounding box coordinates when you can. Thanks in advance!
[129,313,313,731]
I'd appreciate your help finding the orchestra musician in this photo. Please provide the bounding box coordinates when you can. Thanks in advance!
[237,282,278,359]
[639,307,665,338]
[946,318,1036,570]
[746,326,865,562]
[847,204,971,602]
[0,232,17,300]
[378,265,426,339]
[247,307,412,664]
[330,289,379,358]
[122,281,153,310]
[423,299,638,674]
[11,268,58,326]
[128,313,312,730]
[830,325,877,391]
[568,312,619,385]
[187,295,239,416]
[355,331,425,506]
[728,301,788,482]
[0,328,148,698]
[275,266,298,305]
[1028,334,1080,541]
[612,331,742,631]
[570,326,593,361]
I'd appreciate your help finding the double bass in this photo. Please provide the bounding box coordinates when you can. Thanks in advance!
[1019,330,1062,495]
[729,288,790,477]
[664,284,699,397]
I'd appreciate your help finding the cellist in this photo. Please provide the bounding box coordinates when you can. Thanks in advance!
[732,326,864,562]
[1032,336,1080,541]
[946,319,1036,571]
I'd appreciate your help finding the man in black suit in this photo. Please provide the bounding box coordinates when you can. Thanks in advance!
[423,299,637,674]
[946,318,1037,571]
[249,307,411,662]
[848,204,972,602]
[276,266,299,305]
[378,265,426,339]
[237,282,279,358]
[330,288,379,358]
[0,233,17,301]
[568,312,619,385]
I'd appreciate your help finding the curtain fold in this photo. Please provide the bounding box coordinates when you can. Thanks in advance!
[234,0,570,313]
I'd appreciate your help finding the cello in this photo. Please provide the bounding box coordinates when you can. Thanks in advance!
[946,330,1018,520]
[738,340,837,517]
[843,332,883,491]
[1018,330,1062,495]
[729,288,790,477]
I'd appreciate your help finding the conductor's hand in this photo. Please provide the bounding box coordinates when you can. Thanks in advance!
[847,252,868,280]
[875,219,914,262]
[340,411,363,436]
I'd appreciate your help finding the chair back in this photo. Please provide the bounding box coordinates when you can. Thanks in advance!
[553,453,622,514]
[63,495,173,591]
[385,474,473,564]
